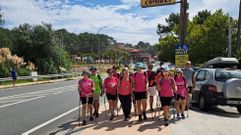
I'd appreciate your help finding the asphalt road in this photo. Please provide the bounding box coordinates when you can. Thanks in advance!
[0,79,240,135]
[0,80,79,135]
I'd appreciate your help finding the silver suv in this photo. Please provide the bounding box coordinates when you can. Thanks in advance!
[192,68,241,113]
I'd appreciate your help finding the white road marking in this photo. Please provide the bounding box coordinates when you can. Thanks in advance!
[0,96,45,109]
[22,106,79,135]
[0,85,75,100]
[0,88,76,109]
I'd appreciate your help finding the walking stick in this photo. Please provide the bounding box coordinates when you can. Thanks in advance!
[116,90,119,117]
[103,93,108,119]
[173,94,177,123]
[78,95,81,126]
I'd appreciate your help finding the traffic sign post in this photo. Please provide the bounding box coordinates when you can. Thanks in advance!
[175,44,189,68]
[141,0,189,64]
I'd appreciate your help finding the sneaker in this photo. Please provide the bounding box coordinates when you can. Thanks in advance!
[164,121,169,126]
[143,112,147,120]
[81,120,86,126]
[90,116,94,121]
[181,113,186,119]
[124,118,128,121]
[110,114,114,121]
[177,114,181,120]
[138,114,142,121]
[164,119,169,126]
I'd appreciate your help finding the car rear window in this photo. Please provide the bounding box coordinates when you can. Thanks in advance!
[215,69,241,82]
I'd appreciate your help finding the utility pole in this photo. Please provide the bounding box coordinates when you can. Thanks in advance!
[228,17,232,57]
[237,0,241,51]
[180,0,188,45]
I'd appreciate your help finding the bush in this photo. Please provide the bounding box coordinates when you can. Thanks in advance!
[16,67,30,76]
[0,63,10,77]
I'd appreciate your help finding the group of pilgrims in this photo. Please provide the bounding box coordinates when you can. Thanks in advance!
[78,61,195,126]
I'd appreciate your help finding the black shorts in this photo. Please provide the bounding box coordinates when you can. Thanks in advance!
[176,95,186,100]
[134,92,147,100]
[160,97,173,106]
[106,93,117,101]
[188,86,193,93]
[81,97,93,104]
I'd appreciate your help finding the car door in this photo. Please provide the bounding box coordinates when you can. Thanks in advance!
[193,70,207,102]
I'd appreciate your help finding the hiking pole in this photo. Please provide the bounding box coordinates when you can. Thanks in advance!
[103,93,108,119]
[186,93,191,118]
[154,92,159,119]
[173,94,177,123]
[116,90,119,117]
[78,95,81,126]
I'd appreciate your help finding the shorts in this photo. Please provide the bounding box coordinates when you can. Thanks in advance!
[12,77,17,80]
[176,94,186,100]
[134,92,147,100]
[81,97,93,104]
[93,93,100,102]
[106,93,117,101]
[188,86,193,93]
[160,97,173,107]
[147,86,157,96]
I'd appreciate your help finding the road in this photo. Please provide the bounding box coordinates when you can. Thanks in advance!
[0,80,79,135]
[0,79,240,135]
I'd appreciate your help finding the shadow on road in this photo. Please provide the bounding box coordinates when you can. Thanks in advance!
[47,109,174,135]
[191,104,240,118]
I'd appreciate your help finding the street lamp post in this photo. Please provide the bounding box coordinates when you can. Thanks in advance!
[97,26,107,68]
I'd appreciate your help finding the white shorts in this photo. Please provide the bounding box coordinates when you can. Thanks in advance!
[147,86,157,96]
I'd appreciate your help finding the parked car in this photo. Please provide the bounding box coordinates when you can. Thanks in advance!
[204,57,239,68]
[192,68,241,113]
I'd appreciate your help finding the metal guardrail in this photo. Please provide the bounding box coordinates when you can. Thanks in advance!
[0,73,82,82]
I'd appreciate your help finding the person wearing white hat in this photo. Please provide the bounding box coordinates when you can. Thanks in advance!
[182,61,195,109]
[174,68,188,119]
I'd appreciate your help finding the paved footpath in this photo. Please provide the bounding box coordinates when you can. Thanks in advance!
[55,96,174,135]
[54,99,241,135]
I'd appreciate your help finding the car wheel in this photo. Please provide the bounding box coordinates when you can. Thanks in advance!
[237,106,241,114]
[199,94,210,111]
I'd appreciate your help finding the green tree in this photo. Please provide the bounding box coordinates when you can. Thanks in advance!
[156,35,178,63]
[156,13,180,38]
[187,9,230,64]
[12,23,71,74]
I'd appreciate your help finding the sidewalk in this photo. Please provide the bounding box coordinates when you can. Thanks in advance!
[55,97,173,135]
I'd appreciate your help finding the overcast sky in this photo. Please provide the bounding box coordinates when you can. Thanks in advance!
[0,0,239,44]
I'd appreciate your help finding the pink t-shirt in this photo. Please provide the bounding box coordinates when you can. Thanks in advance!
[118,79,131,96]
[133,72,147,92]
[79,78,94,97]
[159,77,175,97]
[104,77,118,95]
[175,76,187,97]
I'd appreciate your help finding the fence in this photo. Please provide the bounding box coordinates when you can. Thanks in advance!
[0,72,81,83]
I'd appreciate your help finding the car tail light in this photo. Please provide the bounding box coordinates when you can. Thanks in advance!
[208,85,217,92]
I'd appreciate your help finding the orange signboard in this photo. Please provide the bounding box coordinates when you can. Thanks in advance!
[141,0,176,8]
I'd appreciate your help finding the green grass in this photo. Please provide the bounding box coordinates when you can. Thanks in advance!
[0,80,32,85]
